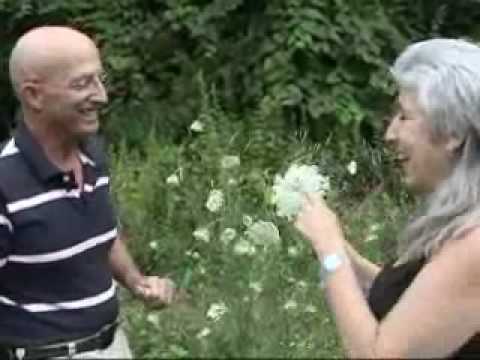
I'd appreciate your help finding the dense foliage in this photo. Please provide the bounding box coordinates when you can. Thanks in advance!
[1,0,480,144]
[110,89,410,357]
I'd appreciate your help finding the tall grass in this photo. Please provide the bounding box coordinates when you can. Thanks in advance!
[109,94,411,358]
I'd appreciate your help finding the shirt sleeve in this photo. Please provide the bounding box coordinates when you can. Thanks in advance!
[0,199,13,270]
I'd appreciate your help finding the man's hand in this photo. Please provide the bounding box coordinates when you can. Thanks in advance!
[133,276,176,305]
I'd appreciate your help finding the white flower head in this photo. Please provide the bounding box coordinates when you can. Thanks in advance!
[242,214,254,227]
[286,276,297,284]
[149,241,158,250]
[305,304,317,314]
[186,249,201,259]
[272,164,330,219]
[193,227,210,243]
[198,265,207,275]
[166,173,180,185]
[205,189,224,213]
[220,227,237,245]
[347,160,358,176]
[296,280,307,289]
[244,220,281,247]
[365,223,381,243]
[248,281,263,294]
[287,246,300,257]
[190,120,205,132]
[146,313,160,326]
[283,299,298,311]
[365,233,378,242]
[221,155,241,169]
[233,238,256,256]
[227,178,238,186]
[206,302,228,321]
[196,327,211,339]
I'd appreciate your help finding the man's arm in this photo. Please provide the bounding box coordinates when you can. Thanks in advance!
[109,233,176,304]
[108,233,143,293]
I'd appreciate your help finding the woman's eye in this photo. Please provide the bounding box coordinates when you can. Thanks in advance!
[396,112,408,121]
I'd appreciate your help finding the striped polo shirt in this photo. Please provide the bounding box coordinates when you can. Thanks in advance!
[0,122,119,346]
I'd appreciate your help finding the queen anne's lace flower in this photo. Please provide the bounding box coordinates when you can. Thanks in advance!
[248,281,263,294]
[227,178,238,186]
[196,327,211,338]
[205,189,224,213]
[347,160,358,175]
[233,238,256,255]
[283,299,298,310]
[221,155,240,169]
[242,215,253,227]
[193,227,210,243]
[190,120,205,132]
[244,220,280,247]
[206,302,228,321]
[146,313,160,326]
[220,227,237,245]
[272,164,330,219]
[166,174,180,185]
[365,223,381,242]
[287,246,300,257]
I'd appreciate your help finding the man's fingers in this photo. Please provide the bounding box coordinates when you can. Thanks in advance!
[136,276,178,305]
[156,278,176,303]
[174,288,191,302]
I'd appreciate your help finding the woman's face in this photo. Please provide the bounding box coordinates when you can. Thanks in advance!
[384,92,456,194]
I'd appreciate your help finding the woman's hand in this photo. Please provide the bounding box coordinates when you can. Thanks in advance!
[294,192,345,256]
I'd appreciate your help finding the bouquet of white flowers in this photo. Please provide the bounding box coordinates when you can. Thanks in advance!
[272,164,330,220]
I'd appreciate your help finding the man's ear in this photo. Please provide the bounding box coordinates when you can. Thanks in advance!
[20,81,44,111]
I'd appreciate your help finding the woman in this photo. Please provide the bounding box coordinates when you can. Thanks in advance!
[295,38,480,358]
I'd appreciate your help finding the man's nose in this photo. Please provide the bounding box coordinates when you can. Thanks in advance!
[91,77,109,105]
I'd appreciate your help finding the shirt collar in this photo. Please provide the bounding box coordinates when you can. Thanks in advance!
[14,122,100,183]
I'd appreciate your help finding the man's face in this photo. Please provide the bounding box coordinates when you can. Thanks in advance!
[39,44,108,140]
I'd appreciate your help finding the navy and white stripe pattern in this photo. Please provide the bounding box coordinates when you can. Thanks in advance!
[0,123,119,345]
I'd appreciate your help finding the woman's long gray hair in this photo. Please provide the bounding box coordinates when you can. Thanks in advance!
[391,38,480,262]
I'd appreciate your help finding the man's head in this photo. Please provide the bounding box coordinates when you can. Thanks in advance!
[9,26,108,140]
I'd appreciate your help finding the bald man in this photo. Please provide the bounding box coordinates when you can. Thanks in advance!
[0,26,176,359]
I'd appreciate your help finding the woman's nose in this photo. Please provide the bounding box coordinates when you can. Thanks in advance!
[384,115,399,145]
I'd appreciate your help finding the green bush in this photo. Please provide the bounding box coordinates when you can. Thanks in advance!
[2,0,479,144]
[110,89,410,357]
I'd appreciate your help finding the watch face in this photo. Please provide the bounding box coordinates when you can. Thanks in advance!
[323,254,343,272]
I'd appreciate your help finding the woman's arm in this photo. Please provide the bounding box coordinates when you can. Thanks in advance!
[295,194,480,358]
[344,241,381,295]
[323,230,480,358]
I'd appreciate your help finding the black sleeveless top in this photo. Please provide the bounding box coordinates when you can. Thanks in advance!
[367,257,480,358]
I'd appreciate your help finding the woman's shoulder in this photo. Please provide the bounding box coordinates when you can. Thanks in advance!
[431,225,480,285]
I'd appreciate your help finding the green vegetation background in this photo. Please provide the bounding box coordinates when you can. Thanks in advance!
[1,1,479,357]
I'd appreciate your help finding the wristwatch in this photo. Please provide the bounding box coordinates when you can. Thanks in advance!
[318,252,347,288]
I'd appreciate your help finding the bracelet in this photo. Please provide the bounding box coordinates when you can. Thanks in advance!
[318,252,348,289]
